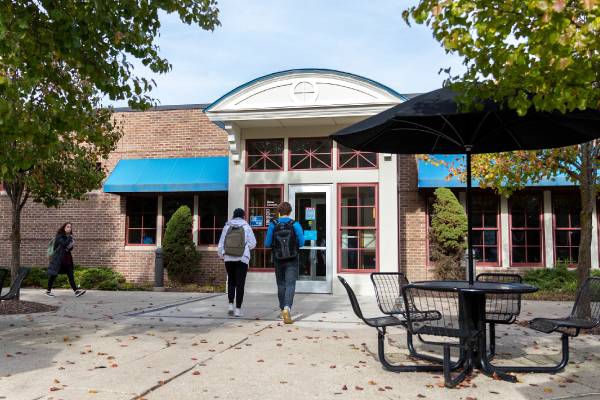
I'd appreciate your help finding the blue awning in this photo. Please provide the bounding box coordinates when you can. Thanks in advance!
[103,157,228,193]
[418,155,573,188]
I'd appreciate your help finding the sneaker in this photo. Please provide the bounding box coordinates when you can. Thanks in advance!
[74,289,86,297]
[228,303,234,316]
[282,307,293,324]
[278,310,284,319]
[234,308,243,318]
[44,291,55,297]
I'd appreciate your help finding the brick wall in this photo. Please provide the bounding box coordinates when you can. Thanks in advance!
[0,107,229,285]
[397,155,435,281]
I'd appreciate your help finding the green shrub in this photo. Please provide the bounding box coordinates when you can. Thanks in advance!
[3,266,128,290]
[523,262,600,294]
[162,205,200,283]
[430,188,468,280]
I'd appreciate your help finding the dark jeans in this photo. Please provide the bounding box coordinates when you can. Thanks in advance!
[47,270,77,292]
[274,257,299,310]
[225,261,248,308]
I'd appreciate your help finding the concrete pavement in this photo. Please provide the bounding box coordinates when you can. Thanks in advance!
[0,290,599,400]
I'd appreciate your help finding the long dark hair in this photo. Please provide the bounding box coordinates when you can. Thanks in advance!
[56,222,73,236]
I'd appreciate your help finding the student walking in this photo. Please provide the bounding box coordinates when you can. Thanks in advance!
[265,202,304,324]
[46,222,86,297]
[218,208,257,317]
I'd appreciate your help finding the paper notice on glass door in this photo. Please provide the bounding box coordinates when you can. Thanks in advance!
[305,207,316,221]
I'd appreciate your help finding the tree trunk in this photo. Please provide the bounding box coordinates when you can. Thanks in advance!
[577,142,596,289]
[5,176,28,299]
[577,142,596,318]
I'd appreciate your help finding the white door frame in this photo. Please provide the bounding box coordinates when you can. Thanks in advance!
[288,184,332,294]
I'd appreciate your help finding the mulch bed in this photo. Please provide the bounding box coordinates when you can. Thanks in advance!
[0,300,58,315]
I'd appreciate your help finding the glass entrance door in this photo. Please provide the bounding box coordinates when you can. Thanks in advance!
[289,185,332,293]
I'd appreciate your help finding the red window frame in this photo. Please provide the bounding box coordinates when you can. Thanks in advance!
[337,144,378,169]
[471,193,501,267]
[245,184,284,271]
[508,193,544,267]
[197,192,228,246]
[289,137,333,170]
[337,183,379,273]
[245,139,284,171]
[553,192,581,266]
[125,196,158,246]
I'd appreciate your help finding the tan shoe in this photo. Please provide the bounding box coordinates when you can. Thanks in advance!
[282,308,293,324]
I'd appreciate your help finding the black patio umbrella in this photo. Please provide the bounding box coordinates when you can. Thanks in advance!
[330,87,600,284]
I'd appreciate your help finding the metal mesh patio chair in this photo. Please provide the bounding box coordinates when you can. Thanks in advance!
[338,276,443,373]
[476,273,522,356]
[494,277,600,374]
[0,267,30,301]
[402,284,477,387]
[371,272,452,365]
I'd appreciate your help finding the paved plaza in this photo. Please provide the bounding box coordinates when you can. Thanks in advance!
[1,290,599,400]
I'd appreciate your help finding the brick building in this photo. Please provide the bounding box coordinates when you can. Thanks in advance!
[0,69,597,295]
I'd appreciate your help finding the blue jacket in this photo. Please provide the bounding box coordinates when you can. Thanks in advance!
[265,217,305,249]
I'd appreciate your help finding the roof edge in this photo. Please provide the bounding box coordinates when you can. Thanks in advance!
[205,68,408,112]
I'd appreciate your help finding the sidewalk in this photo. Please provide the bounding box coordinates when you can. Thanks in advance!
[1,290,599,400]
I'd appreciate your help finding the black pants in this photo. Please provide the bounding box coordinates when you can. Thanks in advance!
[47,270,77,292]
[225,261,248,308]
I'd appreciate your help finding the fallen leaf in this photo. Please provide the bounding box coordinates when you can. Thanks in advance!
[384,386,392,390]
[417,395,426,399]
[342,385,348,390]
[89,389,98,394]
[543,388,553,393]
[368,380,377,385]
[257,359,264,363]
[49,387,61,391]
[329,365,336,369]
[355,386,363,391]
[192,371,201,376]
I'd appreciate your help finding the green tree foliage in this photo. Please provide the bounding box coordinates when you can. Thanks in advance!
[162,206,200,284]
[0,1,220,286]
[404,0,599,288]
[430,188,467,280]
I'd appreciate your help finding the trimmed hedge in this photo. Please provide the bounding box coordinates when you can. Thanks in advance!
[2,266,151,291]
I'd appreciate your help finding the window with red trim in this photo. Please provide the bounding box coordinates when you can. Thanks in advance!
[126,197,157,245]
[246,139,284,171]
[247,185,283,269]
[471,193,499,265]
[509,194,542,265]
[337,144,378,169]
[553,193,580,264]
[197,192,228,246]
[289,137,332,170]
[339,184,377,271]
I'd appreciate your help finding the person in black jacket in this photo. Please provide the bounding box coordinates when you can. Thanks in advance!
[46,222,86,297]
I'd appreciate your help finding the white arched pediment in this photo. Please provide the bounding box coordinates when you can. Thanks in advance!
[205,69,405,116]
[205,69,406,162]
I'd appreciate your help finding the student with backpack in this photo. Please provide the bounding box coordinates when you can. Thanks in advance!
[46,222,86,297]
[265,202,304,324]
[217,208,257,317]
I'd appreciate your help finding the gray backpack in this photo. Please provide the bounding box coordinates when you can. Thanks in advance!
[224,224,246,257]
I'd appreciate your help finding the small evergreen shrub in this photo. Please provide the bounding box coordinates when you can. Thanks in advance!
[430,188,468,280]
[523,262,600,294]
[3,266,128,290]
[162,205,200,283]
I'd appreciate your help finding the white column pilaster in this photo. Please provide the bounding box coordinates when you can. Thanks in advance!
[156,195,163,247]
[193,195,199,245]
[500,197,510,268]
[543,191,554,268]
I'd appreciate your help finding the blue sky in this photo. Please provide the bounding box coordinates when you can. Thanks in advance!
[113,0,464,107]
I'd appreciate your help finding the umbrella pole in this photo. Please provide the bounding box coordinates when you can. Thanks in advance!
[466,151,474,285]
